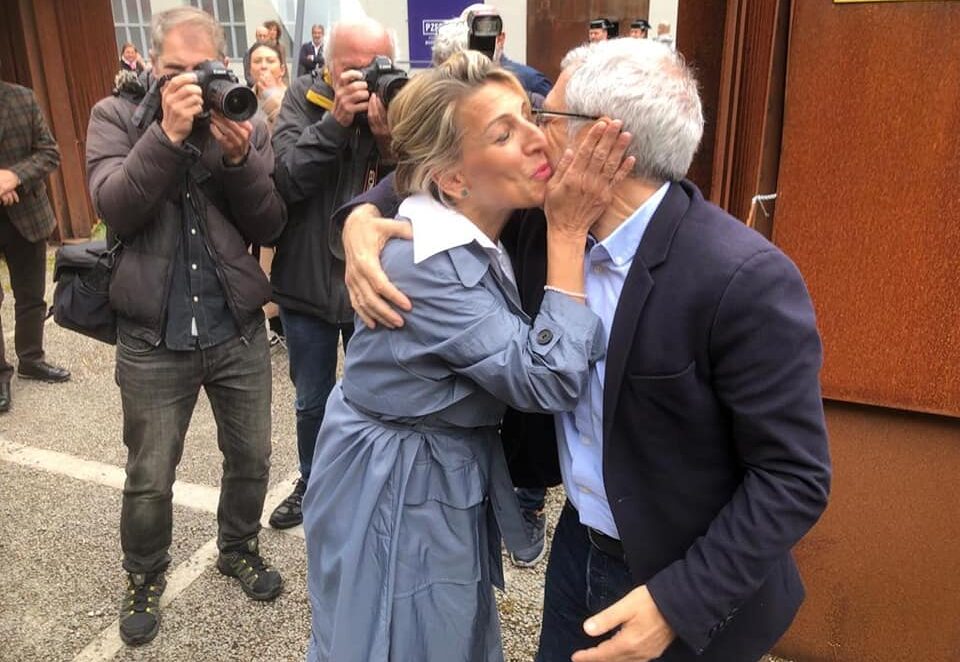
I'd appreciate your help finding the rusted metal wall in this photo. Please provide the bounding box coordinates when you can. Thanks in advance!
[773,0,960,416]
[709,0,790,235]
[525,0,650,84]
[0,0,116,241]
[778,402,960,661]
[676,0,726,199]
[769,1,960,659]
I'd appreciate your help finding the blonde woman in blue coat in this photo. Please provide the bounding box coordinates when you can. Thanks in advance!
[302,50,634,662]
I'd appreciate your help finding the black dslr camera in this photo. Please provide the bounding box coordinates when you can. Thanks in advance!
[134,60,258,130]
[465,8,503,61]
[360,55,408,110]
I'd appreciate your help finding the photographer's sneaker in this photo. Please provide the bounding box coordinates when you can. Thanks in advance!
[217,538,283,601]
[508,508,547,568]
[269,478,306,529]
[118,572,166,646]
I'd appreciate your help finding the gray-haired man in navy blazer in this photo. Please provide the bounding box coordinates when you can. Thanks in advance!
[339,37,831,662]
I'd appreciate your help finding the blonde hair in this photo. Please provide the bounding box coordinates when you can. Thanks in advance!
[151,7,226,60]
[389,50,525,203]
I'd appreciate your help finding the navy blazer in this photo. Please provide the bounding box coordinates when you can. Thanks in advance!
[337,177,832,661]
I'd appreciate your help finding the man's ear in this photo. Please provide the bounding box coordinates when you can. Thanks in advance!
[497,33,506,48]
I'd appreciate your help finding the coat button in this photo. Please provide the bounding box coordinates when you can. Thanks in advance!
[536,329,553,345]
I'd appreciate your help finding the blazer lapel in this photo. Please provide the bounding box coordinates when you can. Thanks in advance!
[602,182,693,443]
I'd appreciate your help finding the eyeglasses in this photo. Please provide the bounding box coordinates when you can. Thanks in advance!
[532,108,602,127]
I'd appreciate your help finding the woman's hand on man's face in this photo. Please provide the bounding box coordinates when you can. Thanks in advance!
[544,119,635,238]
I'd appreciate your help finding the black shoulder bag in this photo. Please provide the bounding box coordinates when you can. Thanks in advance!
[50,239,121,345]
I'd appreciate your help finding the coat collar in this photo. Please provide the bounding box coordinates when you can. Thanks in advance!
[399,193,527,317]
[602,180,695,443]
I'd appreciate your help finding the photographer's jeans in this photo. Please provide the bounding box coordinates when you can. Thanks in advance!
[279,308,353,484]
[116,325,272,574]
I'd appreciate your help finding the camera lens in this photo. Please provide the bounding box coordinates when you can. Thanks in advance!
[206,79,258,121]
[222,87,257,120]
[379,76,409,108]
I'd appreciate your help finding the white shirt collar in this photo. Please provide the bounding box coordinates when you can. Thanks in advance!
[398,193,502,264]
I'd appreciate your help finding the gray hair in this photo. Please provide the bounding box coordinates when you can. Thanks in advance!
[150,6,226,61]
[562,38,703,182]
[431,19,469,66]
[323,18,396,68]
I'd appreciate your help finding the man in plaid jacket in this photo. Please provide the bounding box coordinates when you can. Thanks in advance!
[0,66,71,414]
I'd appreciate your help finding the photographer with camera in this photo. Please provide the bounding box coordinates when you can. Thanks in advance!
[85,7,286,647]
[265,17,400,530]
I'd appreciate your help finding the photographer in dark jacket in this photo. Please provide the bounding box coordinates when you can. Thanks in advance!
[85,7,286,647]
[266,17,396,529]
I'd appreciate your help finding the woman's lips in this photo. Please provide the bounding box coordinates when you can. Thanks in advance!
[532,163,553,181]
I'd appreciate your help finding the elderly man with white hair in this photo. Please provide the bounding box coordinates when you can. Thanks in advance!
[266,16,399,531]
[340,37,831,662]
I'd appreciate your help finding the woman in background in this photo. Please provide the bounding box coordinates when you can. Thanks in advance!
[118,43,145,74]
[244,39,288,345]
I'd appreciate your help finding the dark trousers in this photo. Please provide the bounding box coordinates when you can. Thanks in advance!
[0,211,47,382]
[116,325,272,574]
[516,486,547,512]
[279,307,352,483]
[536,501,635,661]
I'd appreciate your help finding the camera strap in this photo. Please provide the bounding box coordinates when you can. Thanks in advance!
[306,68,335,111]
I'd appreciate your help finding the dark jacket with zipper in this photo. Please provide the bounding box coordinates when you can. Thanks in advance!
[270,71,391,323]
[85,92,286,346]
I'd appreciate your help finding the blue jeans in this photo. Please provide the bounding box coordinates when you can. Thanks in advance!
[536,501,635,661]
[280,308,353,482]
[116,325,272,574]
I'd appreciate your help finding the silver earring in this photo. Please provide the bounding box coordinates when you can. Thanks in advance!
[461,189,470,198]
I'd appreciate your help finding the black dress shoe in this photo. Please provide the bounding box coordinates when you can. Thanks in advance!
[0,382,9,413]
[17,360,71,383]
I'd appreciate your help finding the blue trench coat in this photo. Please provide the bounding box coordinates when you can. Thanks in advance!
[302,202,604,662]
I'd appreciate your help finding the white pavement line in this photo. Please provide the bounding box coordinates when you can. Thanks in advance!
[70,476,302,662]
[71,538,221,662]
[0,437,222,514]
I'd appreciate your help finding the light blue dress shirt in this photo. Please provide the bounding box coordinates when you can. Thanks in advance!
[557,182,670,539]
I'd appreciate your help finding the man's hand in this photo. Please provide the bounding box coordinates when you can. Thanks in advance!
[159,73,205,144]
[343,204,413,329]
[210,113,253,165]
[1,190,19,206]
[368,93,394,162]
[0,169,20,196]
[544,119,634,238]
[572,586,676,662]
[332,69,370,127]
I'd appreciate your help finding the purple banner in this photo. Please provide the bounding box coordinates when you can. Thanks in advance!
[407,0,466,66]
